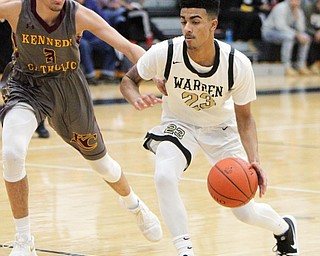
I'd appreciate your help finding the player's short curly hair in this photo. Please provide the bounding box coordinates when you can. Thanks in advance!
[179,0,220,17]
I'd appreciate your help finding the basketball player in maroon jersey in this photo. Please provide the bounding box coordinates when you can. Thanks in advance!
[0,0,162,255]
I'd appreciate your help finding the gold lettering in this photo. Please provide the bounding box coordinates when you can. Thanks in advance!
[38,35,45,45]
[20,34,74,48]
[47,65,55,72]
[30,35,37,45]
[63,39,73,47]
[70,62,77,70]
[26,61,78,74]
[22,34,29,44]
[46,38,54,46]
[55,64,62,71]
[28,64,34,70]
[55,39,62,47]
[60,63,67,72]
[65,61,70,70]
[39,66,47,73]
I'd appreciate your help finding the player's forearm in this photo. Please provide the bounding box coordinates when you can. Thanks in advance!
[126,43,146,65]
[120,74,142,106]
[238,116,260,164]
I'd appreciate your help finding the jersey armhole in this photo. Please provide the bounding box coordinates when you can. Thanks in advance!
[164,39,174,80]
[228,47,235,91]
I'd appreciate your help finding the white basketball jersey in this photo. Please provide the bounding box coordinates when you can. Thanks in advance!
[137,36,256,127]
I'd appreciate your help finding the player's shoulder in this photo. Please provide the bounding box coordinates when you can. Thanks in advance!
[216,39,252,67]
[0,0,22,11]
[4,0,22,5]
[0,0,22,27]
[150,35,184,52]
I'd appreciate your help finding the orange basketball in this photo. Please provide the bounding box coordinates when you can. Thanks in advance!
[207,158,258,208]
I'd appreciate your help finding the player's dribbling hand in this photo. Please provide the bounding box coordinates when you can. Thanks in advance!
[132,94,162,111]
[250,161,267,197]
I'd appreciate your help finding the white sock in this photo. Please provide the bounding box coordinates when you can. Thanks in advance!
[14,216,31,240]
[173,234,194,256]
[120,189,139,210]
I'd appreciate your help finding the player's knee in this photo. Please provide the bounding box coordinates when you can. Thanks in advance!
[154,157,182,189]
[88,153,122,183]
[154,161,177,189]
[2,147,27,182]
[154,142,186,189]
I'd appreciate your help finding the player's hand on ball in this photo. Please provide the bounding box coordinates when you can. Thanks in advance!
[250,161,267,197]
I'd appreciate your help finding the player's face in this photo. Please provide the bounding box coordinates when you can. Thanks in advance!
[316,0,320,11]
[180,8,217,50]
[39,0,65,12]
[50,0,65,11]
[290,0,301,9]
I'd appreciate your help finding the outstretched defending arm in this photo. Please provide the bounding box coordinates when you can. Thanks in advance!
[75,4,145,65]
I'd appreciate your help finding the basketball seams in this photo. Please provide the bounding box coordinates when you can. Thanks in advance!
[215,163,251,200]
[207,157,258,208]
[207,178,246,206]
[232,158,255,195]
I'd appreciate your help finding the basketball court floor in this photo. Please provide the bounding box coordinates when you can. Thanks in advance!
[0,75,319,255]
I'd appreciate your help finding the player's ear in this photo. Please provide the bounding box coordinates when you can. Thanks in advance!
[210,19,218,31]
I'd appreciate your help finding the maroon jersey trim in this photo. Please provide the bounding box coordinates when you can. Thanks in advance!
[30,0,66,34]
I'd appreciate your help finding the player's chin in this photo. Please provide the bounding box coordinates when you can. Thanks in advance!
[51,6,64,12]
[185,38,193,44]
[185,40,196,50]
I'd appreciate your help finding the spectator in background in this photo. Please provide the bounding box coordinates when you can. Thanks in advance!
[302,0,317,7]
[219,0,272,42]
[98,0,134,27]
[98,0,151,44]
[0,20,50,138]
[304,0,320,73]
[240,0,275,21]
[261,0,312,76]
[99,0,168,44]
[77,0,120,84]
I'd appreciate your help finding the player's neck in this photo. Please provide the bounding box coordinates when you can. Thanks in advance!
[187,45,215,67]
[35,0,62,27]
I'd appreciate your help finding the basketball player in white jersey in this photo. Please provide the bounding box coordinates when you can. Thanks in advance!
[0,0,162,255]
[120,0,299,255]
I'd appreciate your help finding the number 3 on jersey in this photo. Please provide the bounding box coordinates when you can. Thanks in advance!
[182,91,216,111]
[164,124,185,140]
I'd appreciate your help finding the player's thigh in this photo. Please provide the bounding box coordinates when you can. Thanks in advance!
[145,120,200,167]
[199,122,247,166]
